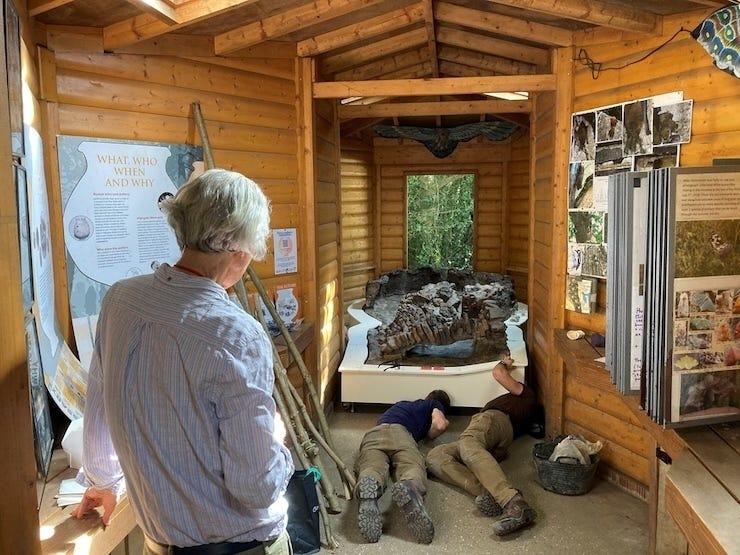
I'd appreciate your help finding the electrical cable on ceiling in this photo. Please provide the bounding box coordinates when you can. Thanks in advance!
[576,27,692,79]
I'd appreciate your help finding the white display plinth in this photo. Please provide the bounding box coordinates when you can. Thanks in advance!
[339,300,528,408]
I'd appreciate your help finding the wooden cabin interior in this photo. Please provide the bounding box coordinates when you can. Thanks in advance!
[1,0,738,553]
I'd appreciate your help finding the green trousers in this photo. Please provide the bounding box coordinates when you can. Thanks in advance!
[426,410,518,507]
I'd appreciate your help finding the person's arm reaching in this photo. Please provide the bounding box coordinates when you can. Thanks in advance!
[428,407,449,439]
[492,355,524,395]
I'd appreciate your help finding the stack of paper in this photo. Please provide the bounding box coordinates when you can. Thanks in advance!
[56,478,86,507]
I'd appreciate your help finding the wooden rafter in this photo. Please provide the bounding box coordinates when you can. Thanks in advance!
[482,0,660,34]
[320,27,428,76]
[437,44,536,75]
[313,74,556,98]
[214,0,389,55]
[339,98,531,119]
[436,2,572,47]
[124,0,179,25]
[27,0,75,16]
[437,25,549,67]
[103,0,255,50]
[297,3,425,57]
[422,0,439,78]
[334,46,430,81]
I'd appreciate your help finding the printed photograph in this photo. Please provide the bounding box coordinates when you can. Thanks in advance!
[582,244,608,278]
[594,140,632,176]
[568,210,606,244]
[653,100,692,146]
[677,369,739,420]
[570,112,596,162]
[623,99,654,156]
[596,104,624,143]
[568,160,595,209]
[674,319,688,348]
[674,219,740,278]
[634,145,679,171]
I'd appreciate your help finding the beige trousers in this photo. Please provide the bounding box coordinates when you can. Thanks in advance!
[355,423,427,494]
[426,410,518,507]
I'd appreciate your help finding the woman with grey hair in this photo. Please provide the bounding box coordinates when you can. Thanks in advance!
[73,169,295,555]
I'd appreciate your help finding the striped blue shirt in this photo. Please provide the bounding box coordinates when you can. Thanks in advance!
[78,263,294,546]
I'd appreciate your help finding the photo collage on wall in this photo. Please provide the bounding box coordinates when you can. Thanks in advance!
[667,167,740,425]
[567,92,693,313]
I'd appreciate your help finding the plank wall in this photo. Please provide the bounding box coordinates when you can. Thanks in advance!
[313,98,343,406]
[372,137,518,278]
[340,140,376,316]
[36,33,305,350]
[506,132,531,301]
[553,9,740,494]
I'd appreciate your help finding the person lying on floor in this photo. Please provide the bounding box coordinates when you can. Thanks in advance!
[426,355,538,536]
[355,389,451,544]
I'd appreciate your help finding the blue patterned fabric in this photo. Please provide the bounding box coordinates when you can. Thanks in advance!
[692,4,739,78]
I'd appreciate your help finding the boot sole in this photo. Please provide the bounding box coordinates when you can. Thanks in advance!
[357,477,383,542]
[358,500,382,543]
[492,506,537,536]
[475,493,503,517]
[391,482,435,544]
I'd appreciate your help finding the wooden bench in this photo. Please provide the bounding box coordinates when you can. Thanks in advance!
[39,451,137,555]
[665,422,740,555]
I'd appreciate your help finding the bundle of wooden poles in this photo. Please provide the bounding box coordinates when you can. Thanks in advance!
[192,102,355,549]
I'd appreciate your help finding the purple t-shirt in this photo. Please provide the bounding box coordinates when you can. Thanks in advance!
[377,398,444,441]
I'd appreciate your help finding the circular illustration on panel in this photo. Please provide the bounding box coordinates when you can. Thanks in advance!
[69,215,93,241]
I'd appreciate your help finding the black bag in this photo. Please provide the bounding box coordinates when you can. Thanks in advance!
[285,469,321,555]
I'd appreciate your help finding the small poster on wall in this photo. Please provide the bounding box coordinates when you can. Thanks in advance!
[274,228,298,274]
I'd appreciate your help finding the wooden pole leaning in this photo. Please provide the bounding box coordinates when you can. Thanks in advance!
[189,102,354,512]
[272,377,338,550]
[247,265,337,452]
[250,302,343,515]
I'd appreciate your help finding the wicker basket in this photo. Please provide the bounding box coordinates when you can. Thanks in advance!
[532,438,600,496]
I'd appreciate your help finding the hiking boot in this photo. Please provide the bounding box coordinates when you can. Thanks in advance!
[391,480,434,544]
[491,492,537,536]
[357,476,383,543]
[475,491,502,517]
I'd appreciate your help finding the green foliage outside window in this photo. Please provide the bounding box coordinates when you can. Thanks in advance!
[407,174,474,269]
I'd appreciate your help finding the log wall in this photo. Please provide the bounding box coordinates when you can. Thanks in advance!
[38,35,304,347]
[313,97,343,405]
[550,10,740,495]
[340,140,376,316]
[372,137,523,279]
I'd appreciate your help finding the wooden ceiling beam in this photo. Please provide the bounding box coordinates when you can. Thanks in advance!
[422,0,440,78]
[339,98,531,118]
[123,0,179,25]
[376,62,434,80]
[340,117,386,137]
[320,27,428,75]
[436,1,572,47]
[334,47,429,81]
[437,44,536,75]
[437,25,549,66]
[314,74,556,98]
[297,2,424,57]
[439,60,495,77]
[482,0,660,34]
[214,0,389,55]
[27,0,75,17]
[103,0,255,50]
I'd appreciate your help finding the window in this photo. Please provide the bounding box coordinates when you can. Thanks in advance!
[406,173,474,269]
